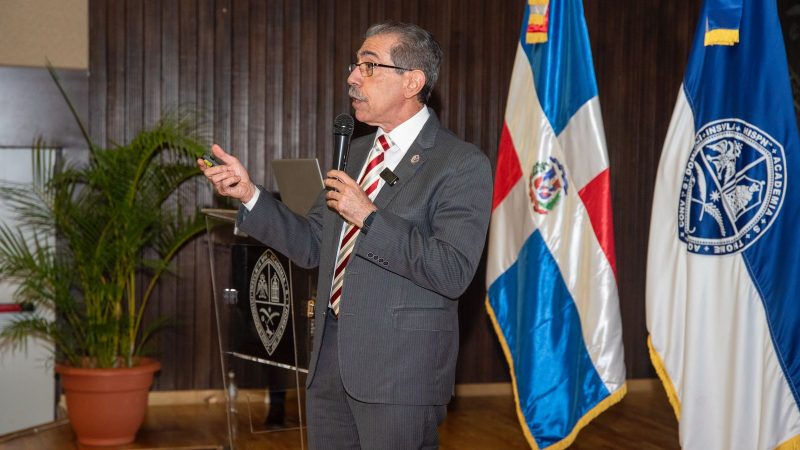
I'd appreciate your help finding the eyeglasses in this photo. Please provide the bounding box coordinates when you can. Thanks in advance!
[348,62,413,77]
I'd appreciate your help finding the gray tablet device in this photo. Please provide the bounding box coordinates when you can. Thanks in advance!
[271,158,325,216]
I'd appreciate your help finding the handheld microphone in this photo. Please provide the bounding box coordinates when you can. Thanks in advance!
[333,114,354,171]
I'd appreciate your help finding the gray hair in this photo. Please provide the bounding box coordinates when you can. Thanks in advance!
[365,22,443,104]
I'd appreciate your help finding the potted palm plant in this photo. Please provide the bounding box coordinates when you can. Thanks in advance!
[0,66,208,446]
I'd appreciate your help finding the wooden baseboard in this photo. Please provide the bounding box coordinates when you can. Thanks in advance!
[455,382,512,397]
[455,379,660,397]
[59,379,662,408]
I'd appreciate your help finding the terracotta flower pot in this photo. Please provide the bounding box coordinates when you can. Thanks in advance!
[56,358,161,446]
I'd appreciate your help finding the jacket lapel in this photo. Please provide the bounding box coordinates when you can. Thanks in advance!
[373,112,440,209]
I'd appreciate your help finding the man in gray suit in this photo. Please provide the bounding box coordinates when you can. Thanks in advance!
[200,22,492,449]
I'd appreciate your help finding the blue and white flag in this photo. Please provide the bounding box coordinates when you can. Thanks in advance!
[647,0,800,448]
[486,0,627,448]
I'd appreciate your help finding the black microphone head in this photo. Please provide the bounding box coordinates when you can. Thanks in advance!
[334,114,354,136]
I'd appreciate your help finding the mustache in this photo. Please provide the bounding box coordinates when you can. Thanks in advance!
[348,86,367,101]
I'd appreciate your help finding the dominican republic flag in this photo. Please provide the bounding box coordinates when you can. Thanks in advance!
[646,0,800,448]
[485,0,627,448]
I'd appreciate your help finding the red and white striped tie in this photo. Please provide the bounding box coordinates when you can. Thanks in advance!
[329,134,392,315]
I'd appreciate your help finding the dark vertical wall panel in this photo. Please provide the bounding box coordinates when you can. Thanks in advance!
[156,0,180,390]
[124,0,144,141]
[89,0,107,146]
[175,0,199,391]
[106,0,126,145]
[88,0,800,389]
[140,0,163,390]
[194,0,217,391]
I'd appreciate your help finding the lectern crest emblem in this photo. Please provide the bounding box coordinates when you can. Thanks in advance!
[249,249,290,355]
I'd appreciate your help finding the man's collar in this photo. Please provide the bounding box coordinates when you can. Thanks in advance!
[377,106,430,152]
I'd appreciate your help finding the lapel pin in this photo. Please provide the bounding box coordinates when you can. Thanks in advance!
[410,154,420,164]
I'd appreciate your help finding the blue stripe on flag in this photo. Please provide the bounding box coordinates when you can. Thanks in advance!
[519,0,598,136]
[488,230,610,448]
[683,0,800,408]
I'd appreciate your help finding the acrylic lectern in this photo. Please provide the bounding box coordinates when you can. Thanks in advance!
[203,208,317,449]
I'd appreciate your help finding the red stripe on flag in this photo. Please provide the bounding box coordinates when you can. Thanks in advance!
[578,169,617,279]
[493,123,523,211]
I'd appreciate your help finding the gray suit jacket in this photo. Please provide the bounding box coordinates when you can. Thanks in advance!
[237,112,492,405]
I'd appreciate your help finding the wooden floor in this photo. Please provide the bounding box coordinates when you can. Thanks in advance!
[0,379,678,449]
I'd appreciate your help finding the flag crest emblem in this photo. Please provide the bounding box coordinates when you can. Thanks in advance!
[678,119,786,255]
[529,157,568,214]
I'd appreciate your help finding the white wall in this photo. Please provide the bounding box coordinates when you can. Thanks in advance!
[0,149,58,434]
[0,0,88,69]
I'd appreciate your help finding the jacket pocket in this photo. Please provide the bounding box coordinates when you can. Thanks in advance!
[392,307,455,332]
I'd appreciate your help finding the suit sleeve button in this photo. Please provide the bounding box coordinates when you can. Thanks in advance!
[367,252,374,257]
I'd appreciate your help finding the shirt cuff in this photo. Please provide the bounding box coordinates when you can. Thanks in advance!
[243,187,260,210]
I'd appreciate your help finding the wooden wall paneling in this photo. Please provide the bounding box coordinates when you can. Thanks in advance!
[315,0,335,172]
[781,0,800,113]
[194,0,217,390]
[263,0,283,187]
[124,3,149,373]
[138,0,162,391]
[452,0,481,384]
[140,0,164,390]
[125,0,144,142]
[174,0,200,391]
[402,0,421,23]
[354,0,371,48]
[156,0,180,390]
[333,0,357,141]
[452,0,471,142]
[106,0,126,146]
[469,3,488,164]
[229,0,249,172]
[214,0,232,154]
[299,0,319,169]
[283,0,302,164]
[247,0,266,186]
[368,0,386,22]
[427,1,451,128]
[143,0,162,129]
[89,0,107,147]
